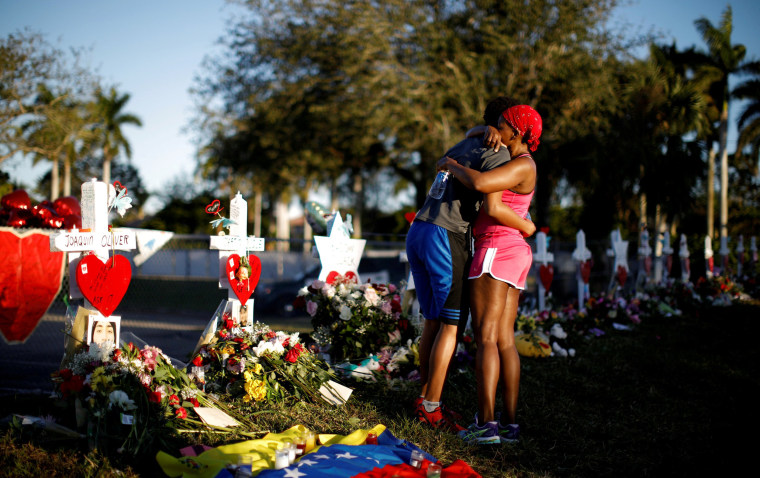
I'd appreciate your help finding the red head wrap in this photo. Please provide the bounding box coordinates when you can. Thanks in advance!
[502,105,542,152]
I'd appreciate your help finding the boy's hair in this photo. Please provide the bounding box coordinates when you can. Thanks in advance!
[483,96,519,127]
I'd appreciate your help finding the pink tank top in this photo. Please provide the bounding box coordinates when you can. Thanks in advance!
[473,188,534,239]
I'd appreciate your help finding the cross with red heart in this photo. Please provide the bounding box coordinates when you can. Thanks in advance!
[225,254,262,305]
[76,254,132,317]
[580,260,592,284]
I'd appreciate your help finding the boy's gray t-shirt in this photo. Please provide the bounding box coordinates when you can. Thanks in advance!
[415,137,510,234]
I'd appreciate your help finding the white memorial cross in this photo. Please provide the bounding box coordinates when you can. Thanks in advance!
[736,235,745,277]
[49,178,136,323]
[209,192,265,328]
[606,229,629,292]
[678,234,691,282]
[571,230,591,311]
[534,231,554,311]
[636,228,652,288]
[719,235,730,277]
[314,212,366,283]
[658,231,674,284]
[704,235,714,279]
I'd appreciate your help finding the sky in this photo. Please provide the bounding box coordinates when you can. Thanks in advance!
[1,0,759,213]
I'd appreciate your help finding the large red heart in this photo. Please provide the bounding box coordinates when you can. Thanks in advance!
[580,260,592,284]
[76,254,132,317]
[538,264,553,294]
[404,212,416,225]
[616,265,627,286]
[225,254,262,305]
[0,229,65,343]
[325,270,358,285]
[53,196,81,217]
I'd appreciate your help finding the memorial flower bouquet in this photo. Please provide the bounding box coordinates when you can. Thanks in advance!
[52,341,214,456]
[296,274,417,363]
[189,320,336,405]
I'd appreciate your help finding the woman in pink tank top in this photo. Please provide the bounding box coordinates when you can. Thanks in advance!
[437,105,542,444]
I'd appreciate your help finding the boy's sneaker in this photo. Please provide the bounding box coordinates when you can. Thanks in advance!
[458,420,500,445]
[498,423,520,443]
[416,403,465,433]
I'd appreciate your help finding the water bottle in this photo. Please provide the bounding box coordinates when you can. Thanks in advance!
[428,171,450,199]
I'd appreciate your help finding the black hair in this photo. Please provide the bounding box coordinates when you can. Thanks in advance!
[483,96,519,127]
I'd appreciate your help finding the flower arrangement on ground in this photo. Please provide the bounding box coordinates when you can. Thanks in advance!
[295,274,417,364]
[52,341,210,457]
[189,319,337,405]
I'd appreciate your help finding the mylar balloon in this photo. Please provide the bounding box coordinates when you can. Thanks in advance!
[53,196,81,217]
[7,209,32,227]
[1,190,31,211]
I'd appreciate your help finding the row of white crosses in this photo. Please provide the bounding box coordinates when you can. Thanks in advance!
[704,234,758,278]
[209,192,265,329]
[50,179,136,344]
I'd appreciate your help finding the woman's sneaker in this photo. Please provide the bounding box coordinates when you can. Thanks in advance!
[498,423,520,443]
[458,420,500,445]
[416,403,465,433]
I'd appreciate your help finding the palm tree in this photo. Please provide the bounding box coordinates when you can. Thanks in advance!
[694,5,747,242]
[732,60,760,177]
[92,87,142,184]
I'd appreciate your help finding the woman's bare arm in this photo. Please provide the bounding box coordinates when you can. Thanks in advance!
[437,155,535,194]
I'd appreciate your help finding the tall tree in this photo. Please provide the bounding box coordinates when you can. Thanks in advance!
[694,5,746,242]
[732,60,760,177]
[91,86,142,184]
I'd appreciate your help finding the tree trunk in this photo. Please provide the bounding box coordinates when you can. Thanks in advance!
[63,157,71,197]
[718,103,729,243]
[706,146,716,238]
[329,178,339,212]
[352,172,363,239]
[51,157,59,200]
[252,187,262,237]
[639,165,647,228]
[303,217,312,254]
[275,195,290,252]
[103,147,112,184]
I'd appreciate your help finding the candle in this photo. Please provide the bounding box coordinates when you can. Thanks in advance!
[304,431,316,452]
[365,432,378,445]
[410,450,424,469]
[427,463,443,477]
[295,435,306,456]
[274,448,289,470]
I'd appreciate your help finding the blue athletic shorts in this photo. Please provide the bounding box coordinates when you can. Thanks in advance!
[405,221,470,325]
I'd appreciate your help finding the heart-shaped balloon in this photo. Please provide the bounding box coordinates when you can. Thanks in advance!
[32,201,57,221]
[404,212,416,225]
[53,196,81,217]
[616,265,627,287]
[63,214,82,230]
[205,199,223,214]
[538,264,553,294]
[225,254,262,305]
[76,254,132,317]
[0,230,65,343]
[6,209,32,228]
[580,260,592,284]
[43,215,64,229]
[1,189,31,211]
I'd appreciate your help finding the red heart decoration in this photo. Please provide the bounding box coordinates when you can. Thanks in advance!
[6,209,32,228]
[1,189,31,211]
[32,201,57,221]
[225,254,261,305]
[580,260,592,284]
[63,214,82,230]
[325,270,358,285]
[0,230,65,343]
[205,199,223,215]
[616,265,627,286]
[76,254,132,317]
[707,256,714,273]
[538,264,553,293]
[404,212,416,225]
[53,196,81,217]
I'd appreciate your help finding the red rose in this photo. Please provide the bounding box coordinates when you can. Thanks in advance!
[233,337,244,343]
[266,331,276,339]
[225,318,234,330]
[112,349,122,361]
[282,337,290,347]
[391,295,402,313]
[294,342,305,353]
[189,397,200,407]
[192,355,204,367]
[284,348,300,363]
[239,342,250,351]
[127,342,136,351]
[148,390,162,403]
[175,407,188,419]
[168,394,180,406]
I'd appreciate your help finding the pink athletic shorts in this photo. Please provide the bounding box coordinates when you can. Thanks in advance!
[469,233,533,289]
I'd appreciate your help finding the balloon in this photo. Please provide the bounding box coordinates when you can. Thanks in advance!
[1,190,31,211]
[32,200,57,221]
[43,215,64,229]
[63,214,82,229]
[53,196,81,217]
[7,209,32,227]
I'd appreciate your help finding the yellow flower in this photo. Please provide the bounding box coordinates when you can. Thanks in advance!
[90,368,114,394]
[243,377,267,402]
[251,363,263,375]
[221,345,235,355]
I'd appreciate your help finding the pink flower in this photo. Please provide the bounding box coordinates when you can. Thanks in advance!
[306,300,319,317]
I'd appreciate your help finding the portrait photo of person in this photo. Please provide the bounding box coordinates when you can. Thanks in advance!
[87,315,120,346]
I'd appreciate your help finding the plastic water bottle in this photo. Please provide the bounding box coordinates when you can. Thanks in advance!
[428,171,450,199]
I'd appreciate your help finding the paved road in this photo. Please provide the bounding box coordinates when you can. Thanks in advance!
[0,310,311,397]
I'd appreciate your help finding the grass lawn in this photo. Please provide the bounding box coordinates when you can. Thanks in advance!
[1,302,757,477]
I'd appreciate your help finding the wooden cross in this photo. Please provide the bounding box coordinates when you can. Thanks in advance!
[657,231,674,284]
[678,234,691,282]
[704,235,714,279]
[208,192,265,329]
[534,231,554,311]
[606,229,629,293]
[571,230,591,310]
